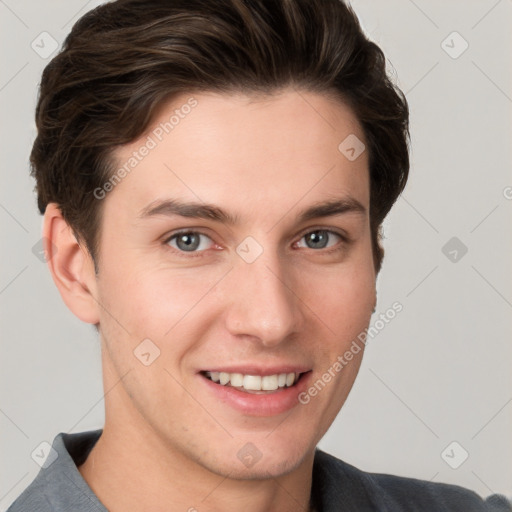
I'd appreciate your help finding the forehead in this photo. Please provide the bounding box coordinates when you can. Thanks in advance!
[108,89,369,221]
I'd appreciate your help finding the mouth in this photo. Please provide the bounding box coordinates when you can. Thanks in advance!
[200,370,310,394]
[198,367,314,416]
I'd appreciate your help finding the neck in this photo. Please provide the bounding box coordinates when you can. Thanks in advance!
[78,419,316,512]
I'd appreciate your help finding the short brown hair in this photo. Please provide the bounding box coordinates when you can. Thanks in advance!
[31,0,409,273]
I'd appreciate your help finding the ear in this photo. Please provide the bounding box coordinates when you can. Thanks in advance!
[42,203,100,324]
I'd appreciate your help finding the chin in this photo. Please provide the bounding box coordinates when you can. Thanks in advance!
[199,437,313,481]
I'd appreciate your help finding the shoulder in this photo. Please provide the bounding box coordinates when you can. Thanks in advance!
[313,449,512,512]
[6,429,104,512]
[6,472,54,512]
[370,471,512,512]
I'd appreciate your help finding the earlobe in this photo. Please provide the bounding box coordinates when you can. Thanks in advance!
[42,203,100,325]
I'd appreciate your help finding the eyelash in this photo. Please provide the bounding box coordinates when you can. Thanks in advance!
[163,228,349,257]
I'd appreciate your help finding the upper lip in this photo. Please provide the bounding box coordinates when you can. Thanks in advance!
[199,365,312,377]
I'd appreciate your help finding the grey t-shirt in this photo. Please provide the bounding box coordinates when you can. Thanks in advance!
[7,429,512,511]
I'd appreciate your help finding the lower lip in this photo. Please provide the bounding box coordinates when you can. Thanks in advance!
[199,372,312,417]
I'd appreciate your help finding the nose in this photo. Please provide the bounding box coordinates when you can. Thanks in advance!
[223,250,304,348]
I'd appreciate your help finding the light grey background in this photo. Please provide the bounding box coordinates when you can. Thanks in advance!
[1,0,511,509]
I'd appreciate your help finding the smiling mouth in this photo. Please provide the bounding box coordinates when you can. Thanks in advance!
[201,370,310,394]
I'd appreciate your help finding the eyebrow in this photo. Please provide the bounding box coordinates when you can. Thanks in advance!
[138,196,366,225]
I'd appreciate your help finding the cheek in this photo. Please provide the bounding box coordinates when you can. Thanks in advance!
[94,266,217,421]
[305,265,374,416]
[296,265,373,444]
[303,259,375,338]
[96,261,230,357]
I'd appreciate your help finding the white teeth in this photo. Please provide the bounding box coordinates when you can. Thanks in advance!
[261,375,278,391]
[204,371,300,391]
[230,373,244,387]
[243,375,261,390]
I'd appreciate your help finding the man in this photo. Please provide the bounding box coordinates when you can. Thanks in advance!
[7,0,511,510]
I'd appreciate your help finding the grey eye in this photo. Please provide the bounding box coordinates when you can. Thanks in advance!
[167,232,213,252]
[299,230,341,250]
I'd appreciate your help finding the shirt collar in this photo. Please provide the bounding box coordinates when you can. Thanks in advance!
[40,429,107,511]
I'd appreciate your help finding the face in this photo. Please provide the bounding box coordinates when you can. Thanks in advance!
[93,88,376,478]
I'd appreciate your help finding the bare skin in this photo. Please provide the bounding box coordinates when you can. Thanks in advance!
[44,88,376,512]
